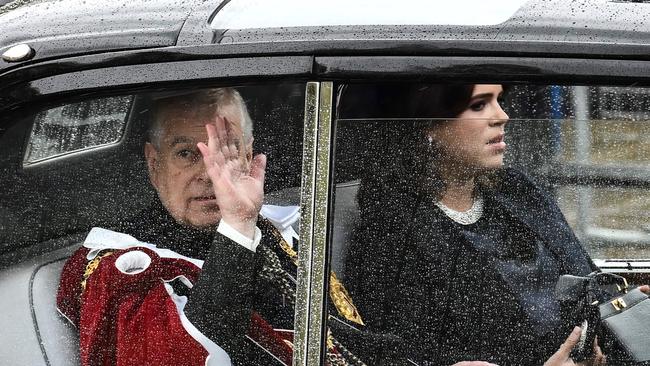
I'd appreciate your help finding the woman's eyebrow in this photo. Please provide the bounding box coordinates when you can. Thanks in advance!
[470,93,494,101]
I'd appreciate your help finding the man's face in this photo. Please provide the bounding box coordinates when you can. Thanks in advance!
[145,103,251,229]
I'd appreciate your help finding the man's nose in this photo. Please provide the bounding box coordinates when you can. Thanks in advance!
[196,163,212,184]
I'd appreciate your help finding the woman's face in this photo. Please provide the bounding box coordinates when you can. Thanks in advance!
[427,84,509,177]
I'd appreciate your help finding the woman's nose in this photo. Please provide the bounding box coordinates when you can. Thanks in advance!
[491,102,509,125]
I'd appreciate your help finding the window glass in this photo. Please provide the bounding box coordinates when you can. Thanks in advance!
[0,83,305,366]
[24,95,132,164]
[325,83,650,365]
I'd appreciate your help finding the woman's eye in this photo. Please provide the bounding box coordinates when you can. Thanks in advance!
[469,100,487,112]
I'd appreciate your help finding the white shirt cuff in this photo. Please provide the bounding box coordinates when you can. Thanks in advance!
[216,220,262,252]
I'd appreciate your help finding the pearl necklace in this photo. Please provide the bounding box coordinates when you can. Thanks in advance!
[434,195,484,225]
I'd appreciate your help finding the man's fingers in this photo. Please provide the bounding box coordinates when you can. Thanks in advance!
[225,122,240,159]
[215,116,228,142]
[205,123,218,153]
[250,154,266,183]
[209,117,230,160]
[205,123,230,167]
[559,326,582,355]
[198,142,221,174]
[639,285,649,294]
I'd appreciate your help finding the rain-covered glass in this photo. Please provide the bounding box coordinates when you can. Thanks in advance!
[24,95,132,164]
[326,83,650,365]
[0,83,305,366]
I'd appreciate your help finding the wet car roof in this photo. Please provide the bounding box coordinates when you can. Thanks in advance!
[213,0,650,45]
[0,0,198,67]
[1,0,649,78]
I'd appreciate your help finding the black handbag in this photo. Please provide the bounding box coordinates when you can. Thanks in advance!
[555,272,650,364]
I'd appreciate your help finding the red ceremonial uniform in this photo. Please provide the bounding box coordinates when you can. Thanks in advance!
[57,243,229,366]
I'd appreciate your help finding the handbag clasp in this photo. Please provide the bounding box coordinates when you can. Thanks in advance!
[611,297,627,311]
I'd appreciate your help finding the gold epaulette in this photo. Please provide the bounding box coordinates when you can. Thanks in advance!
[263,219,364,326]
[329,272,364,326]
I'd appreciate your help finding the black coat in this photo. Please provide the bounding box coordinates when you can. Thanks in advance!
[346,168,596,366]
[114,199,278,364]
[116,199,408,365]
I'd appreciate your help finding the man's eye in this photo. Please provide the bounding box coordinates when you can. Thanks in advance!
[176,149,197,160]
[469,101,486,112]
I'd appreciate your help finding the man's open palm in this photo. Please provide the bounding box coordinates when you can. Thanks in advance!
[197,116,266,237]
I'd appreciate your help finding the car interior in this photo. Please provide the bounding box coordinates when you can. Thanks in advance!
[0,83,310,365]
[2,81,650,365]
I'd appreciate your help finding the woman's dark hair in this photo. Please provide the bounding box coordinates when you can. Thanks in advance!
[339,84,481,325]
[338,83,476,217]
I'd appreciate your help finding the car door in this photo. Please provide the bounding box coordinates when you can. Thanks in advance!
[311,55,650,364]
[0,51,316,365]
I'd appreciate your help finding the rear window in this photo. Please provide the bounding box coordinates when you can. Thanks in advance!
[24,95,132,164]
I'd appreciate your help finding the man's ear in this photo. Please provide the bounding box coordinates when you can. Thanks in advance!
[144,142,160,188]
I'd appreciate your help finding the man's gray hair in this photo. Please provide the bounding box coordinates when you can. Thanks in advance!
[148,87,253,149]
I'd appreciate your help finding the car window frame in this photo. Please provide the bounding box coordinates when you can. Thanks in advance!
[315,56,650,364]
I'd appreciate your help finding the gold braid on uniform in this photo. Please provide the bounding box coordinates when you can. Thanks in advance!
[257,244,296,306]
[256,220,367,366]
[80,250,114,292]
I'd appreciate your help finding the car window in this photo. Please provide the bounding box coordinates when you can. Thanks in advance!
[24,95,133,164]
[326,82,650,364]
[3,83,305,247]
[0,82,306,365]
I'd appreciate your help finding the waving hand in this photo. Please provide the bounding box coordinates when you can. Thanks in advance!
[197,116,266,238]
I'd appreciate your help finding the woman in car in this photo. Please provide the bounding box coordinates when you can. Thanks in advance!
[341,84,604,366]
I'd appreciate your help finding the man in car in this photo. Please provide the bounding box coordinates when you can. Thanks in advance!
[56,88,400,366]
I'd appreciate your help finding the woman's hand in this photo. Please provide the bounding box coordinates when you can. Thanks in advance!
[197,117,266,238]
[544,326,606,366]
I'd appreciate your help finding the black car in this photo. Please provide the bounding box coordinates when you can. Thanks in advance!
[2,0,650,365]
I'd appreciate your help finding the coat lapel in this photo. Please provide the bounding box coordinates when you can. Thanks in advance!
[489,186,592,275]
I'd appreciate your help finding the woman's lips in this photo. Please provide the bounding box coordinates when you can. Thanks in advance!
[487,134,506,151]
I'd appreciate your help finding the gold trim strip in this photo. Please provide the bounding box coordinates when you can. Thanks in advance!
[306,81,334,366]
[293,81,320,366]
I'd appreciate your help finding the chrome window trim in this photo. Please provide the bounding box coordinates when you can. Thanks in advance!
[294,81,319,366]
[294,81,333,366]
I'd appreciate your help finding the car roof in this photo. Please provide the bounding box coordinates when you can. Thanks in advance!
[213,0,650,45]
[1,0,649,77]
[0,0,202,68]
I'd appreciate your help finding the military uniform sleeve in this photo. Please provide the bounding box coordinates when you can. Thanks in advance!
[184,231,263,364]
